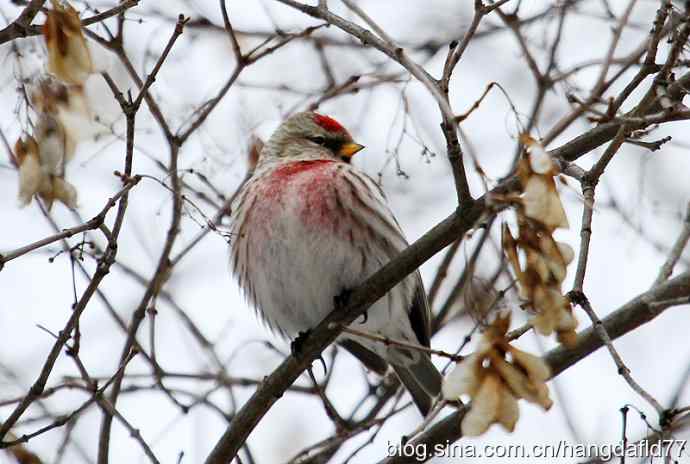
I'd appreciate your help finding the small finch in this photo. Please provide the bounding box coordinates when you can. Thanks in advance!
[230,112,442,415]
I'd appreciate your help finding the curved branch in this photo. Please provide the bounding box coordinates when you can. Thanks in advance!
[380,271,690,463]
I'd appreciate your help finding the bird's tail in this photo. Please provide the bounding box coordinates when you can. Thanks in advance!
[392,354,443,416]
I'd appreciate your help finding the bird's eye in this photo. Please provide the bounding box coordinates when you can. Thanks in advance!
[311,136,326,146]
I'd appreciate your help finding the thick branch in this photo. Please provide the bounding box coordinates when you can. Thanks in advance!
[204,199,484,463]
[380,271,690,463]
[0,0,46,45]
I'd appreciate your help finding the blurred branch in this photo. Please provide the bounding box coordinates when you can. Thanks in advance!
[204,30,690,459]
[203,90,690,460]
[97,124,184,464]
[176,23,325,143]
[0,179,136,447]
[654,202,690,286]
[133,15,188,108]
[219,0,242,59]
[568,290,664,414]
[0,177,140,269]
[0,0,141,45]
[275,0,473,204]
[2,0,690,461]
[0,0,45,45]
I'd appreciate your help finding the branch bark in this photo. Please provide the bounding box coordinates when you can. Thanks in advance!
[380,271,690,463]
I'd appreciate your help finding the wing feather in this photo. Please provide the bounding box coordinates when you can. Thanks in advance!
[339,166,433,348]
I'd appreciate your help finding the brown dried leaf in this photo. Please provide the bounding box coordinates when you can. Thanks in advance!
[526,247,551,283]
[510,347,551,382]
[17,150,47,207]
[7,446,43,464]
[490,353,531,398]
[523,176,569,230]
[44,1,93,85]
[14,136,40,166]
[32,79,91,144]
[496,386,519,432]
[538,235,568,283]
[36,114,75,173]
[52,177,78,209]
[461,373,501,436]
[442,352,482,399]
[531,286,567,334]
[502,223,523,281]
[557,329,578,348]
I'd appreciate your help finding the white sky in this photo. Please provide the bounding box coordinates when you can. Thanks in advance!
[1,1,689,463]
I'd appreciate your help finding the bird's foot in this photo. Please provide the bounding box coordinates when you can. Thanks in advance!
[316,354,327,375]
[334,288,368,323]
[334,288,352,310]
[290,330,311,358]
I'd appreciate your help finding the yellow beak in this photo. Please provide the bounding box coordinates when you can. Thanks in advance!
[338,142,365,159]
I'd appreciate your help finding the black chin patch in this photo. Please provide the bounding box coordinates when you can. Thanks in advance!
[340,156,351,163]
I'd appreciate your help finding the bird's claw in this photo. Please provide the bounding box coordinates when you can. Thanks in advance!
[316,355,327,375]
[290,330,311,358]
[334,288,352,310]
[334,288,368,323]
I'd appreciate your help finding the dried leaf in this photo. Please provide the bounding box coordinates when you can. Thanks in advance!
[510,348,551,382]
[18,151,45,206]
[557,241,575,265]
[442,353,482,399]
[461,373,500,436]
[521,134,555,174]
[490,352,533,399]
[492,352,552,409]
[36,114,75,173]
[526,247,552,283]
[52,177,78,209]
[44,1,93,85]
[496,387,519,432]
[15,118,78,210]
[534,381,554,409]
[31,79,70,114]
[14,135,40,166]
[557,304,578,331]
[557,329,578,347]
[532,286,567,334]
[528,144,553,175]
[502,224,523,281]
[538,235,568,283]
[34,79,91,135]
[523,176,569,230]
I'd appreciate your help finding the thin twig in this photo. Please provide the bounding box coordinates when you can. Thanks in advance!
[653,202,690,286]
[568,291,665,414]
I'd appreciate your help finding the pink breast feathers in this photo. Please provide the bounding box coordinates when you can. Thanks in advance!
[261,160,345,233]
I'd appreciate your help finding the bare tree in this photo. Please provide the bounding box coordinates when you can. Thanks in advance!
[1,1,690,463]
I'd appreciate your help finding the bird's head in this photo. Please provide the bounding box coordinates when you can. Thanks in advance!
[262,111,365,163]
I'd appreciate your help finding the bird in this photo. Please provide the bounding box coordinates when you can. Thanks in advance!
[229,111,442,415]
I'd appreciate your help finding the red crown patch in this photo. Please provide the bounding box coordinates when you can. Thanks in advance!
[313,113,345,133]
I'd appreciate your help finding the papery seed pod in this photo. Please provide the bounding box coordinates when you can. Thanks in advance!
[51,177,78,209]
[443,314,553,436]
[35,114,75,175]
[44,1,93,85]
[15,136,50,207]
